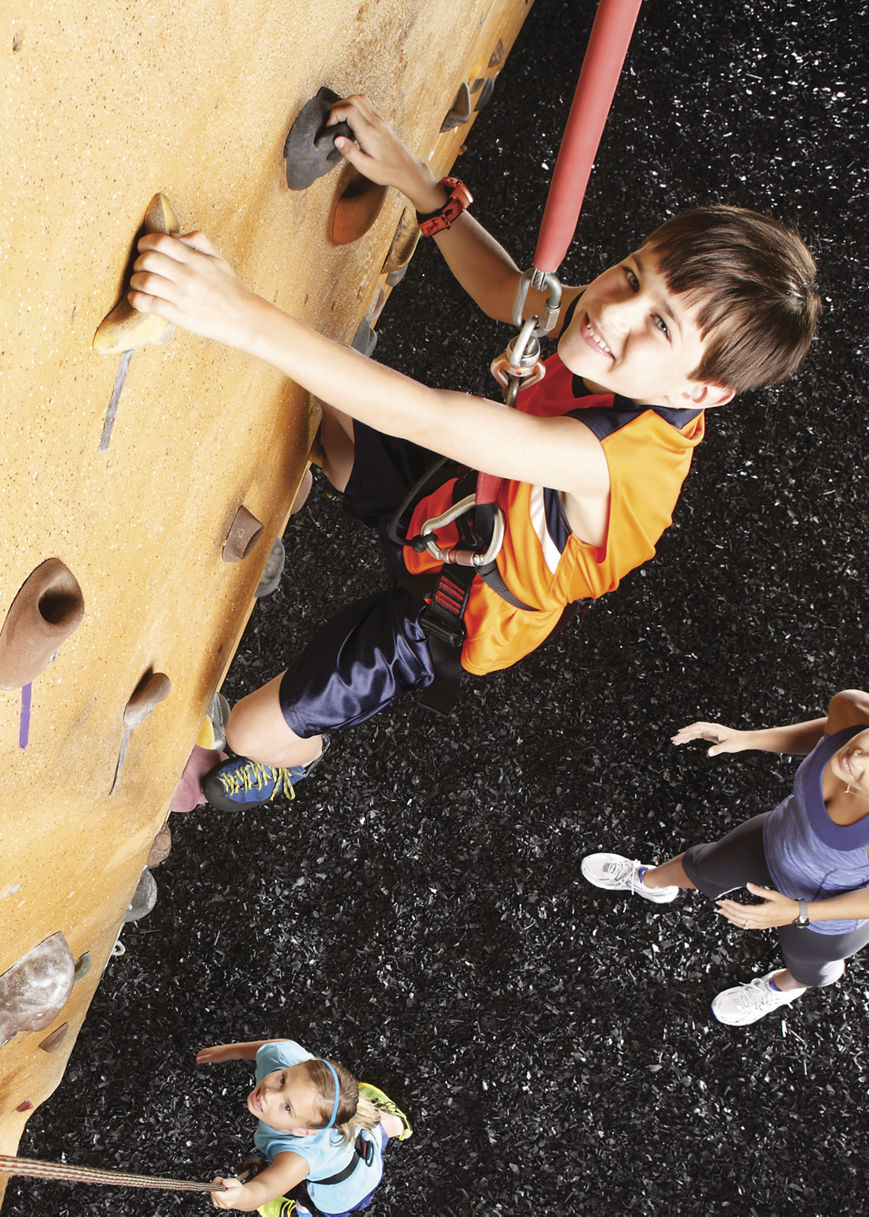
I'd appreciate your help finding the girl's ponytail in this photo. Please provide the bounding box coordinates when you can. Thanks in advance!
[305,1057,381,1146]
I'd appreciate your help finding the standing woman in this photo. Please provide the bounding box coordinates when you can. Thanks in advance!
[581,689,869,1025]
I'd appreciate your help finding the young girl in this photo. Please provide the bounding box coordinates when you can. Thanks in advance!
[200,1039,411,1215]
[581,688,869,1025]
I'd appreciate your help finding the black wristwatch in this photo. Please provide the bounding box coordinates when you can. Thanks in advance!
[793,899,812,929]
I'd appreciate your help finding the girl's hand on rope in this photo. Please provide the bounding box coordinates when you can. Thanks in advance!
[129,232,261,351]
[209,1176,245,1210]
[716,883,799,930]
[328,94,445,213]
[197,1043,239,1064]
[671,721,753,756]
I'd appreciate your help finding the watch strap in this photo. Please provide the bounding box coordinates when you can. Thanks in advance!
[418,177,473,237]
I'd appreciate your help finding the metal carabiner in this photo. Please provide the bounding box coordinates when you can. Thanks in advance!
[418,494,506,566]
[490,317,547,407]
[511,267,563,336]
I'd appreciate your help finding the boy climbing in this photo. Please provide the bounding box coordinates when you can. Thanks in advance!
[129,94,820,811]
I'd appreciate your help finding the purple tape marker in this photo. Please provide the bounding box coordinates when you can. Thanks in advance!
[19,682,32,749]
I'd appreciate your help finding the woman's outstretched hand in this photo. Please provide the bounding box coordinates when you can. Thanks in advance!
[672,721,753,756]
[716,883,799,930]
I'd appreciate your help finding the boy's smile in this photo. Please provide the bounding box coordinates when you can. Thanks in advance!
[248,1064,323,1136]
[558,246,733,411]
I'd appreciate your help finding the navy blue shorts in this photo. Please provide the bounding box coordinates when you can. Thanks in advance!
[342,419,444,530]
[683,812,869,987]
[278,422,440,737]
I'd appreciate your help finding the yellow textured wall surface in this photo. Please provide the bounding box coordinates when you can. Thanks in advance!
[0,0,533,1190]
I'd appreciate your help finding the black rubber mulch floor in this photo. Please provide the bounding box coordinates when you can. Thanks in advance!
[9,0,866,1214]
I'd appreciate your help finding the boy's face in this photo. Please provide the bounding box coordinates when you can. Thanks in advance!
[248,1063,324,1136]
[558,245,733,409]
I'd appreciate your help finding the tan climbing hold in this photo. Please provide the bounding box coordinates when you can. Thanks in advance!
[0,558,85,690]
[381,206,420,279]
[93,193,180,355]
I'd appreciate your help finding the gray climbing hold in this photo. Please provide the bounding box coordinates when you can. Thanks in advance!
[256,538,286,598]
[284,87,353,191]
[440,82,472,131]
[351,318,378,358]
[123,869,158,923]
[0,932,75,1047]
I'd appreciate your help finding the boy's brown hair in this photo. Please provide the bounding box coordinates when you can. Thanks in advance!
[645,205,820,394]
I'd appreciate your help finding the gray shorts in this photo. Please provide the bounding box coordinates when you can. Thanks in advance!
[682,812,869,987]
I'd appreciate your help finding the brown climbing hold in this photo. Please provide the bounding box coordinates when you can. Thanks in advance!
[331,170,388,246]
[93,193,180,355]
[38,1022,69,1053]
[0,559,85,690]
[14,1100,34,1113]
[488,38,505,68]
[222,505,264,563]
[0,932,75,1046]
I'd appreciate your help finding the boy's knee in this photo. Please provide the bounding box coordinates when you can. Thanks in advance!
[224,690,284,759]
[224,703,257,758]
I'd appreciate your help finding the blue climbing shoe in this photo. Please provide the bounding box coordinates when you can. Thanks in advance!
[203,740,329,812]
[359,1082,413,1141]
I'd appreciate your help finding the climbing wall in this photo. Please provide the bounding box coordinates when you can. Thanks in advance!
[0,0,534,1192]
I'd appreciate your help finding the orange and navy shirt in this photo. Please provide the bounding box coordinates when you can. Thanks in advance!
[403,349,705,675]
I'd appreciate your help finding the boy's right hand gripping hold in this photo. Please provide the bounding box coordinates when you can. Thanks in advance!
[327,93,447,215]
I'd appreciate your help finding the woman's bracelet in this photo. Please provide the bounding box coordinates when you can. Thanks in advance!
[417,177,473,237]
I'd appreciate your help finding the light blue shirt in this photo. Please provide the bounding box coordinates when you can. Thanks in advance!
[253,1041,383,1213]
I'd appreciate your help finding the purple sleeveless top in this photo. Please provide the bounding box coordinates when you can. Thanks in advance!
[763,725,869,934]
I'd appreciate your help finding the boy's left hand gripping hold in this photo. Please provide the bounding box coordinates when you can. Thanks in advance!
[129,232,261,351]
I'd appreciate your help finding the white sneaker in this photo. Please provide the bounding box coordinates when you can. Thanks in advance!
[712,970,806,1026]
[580,853,679,903]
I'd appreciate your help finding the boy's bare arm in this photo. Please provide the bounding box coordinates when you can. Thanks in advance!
[329,94,579,327]
[129,233,610,516]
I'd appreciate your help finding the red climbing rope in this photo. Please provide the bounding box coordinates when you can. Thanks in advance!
[0,1152,224,1194]
[533,0,643,274]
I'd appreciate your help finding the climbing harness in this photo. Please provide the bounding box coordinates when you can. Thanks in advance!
[0,1152,225,1194]
[391,0,643,714]
[311,1130,376,1185]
